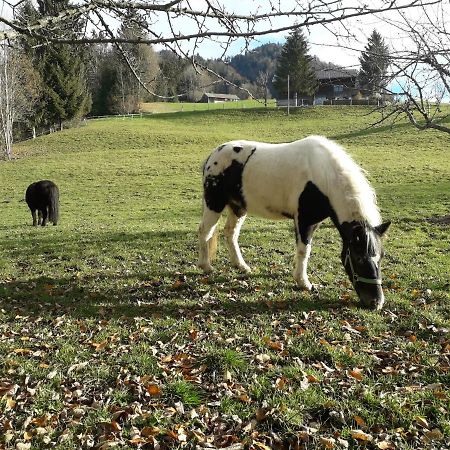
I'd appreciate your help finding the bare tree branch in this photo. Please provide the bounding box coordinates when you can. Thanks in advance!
[0,0,442,46]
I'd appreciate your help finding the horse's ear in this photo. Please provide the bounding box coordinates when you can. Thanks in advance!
[375,221,391,236]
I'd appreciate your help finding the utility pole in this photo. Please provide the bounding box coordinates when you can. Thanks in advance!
[287,74,290,116]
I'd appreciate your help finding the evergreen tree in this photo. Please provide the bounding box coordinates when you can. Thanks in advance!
[273,30,317,98]
[37,44,91,127]
[20,0,91,128]
[358,30,390,95]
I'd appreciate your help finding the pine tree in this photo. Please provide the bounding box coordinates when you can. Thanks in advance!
[359,30,390,96]
[38,44,91,127]
[20,0,91,128]
[274,29,317,99]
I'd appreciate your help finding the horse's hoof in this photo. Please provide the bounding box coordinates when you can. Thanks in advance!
[296,280,313,291]
[198,262,213,273]
[236,264,251,273]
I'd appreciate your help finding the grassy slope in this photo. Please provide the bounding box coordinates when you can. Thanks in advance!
[0,107,449,449]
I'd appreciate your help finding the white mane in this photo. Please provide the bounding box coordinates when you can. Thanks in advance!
[307,136,381,226]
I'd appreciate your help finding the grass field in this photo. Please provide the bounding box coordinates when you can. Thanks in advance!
[140,99,276,114]
[0,107,449,449]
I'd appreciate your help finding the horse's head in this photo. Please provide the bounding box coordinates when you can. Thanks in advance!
[340,221,391,310]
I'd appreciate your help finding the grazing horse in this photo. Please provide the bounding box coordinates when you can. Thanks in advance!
[198,136,390,310]
[25,180,59,227]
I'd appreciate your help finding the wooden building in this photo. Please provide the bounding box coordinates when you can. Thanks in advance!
[200,93,240,103]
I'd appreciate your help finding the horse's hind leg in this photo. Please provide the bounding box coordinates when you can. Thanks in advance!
[224,207,251,273]
[37,210,42,226]
[40,208,48,226]
[293,219,318,291]
[31,209,38,226]
[198,205,221,272]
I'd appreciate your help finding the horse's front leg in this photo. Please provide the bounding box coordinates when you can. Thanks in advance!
[198,205,221,273]
[224,208,251,273]
[293,241,313,290]
[293,221,318,291]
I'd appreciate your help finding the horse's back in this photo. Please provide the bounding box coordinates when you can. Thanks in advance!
[26,180,59,207]
[203,136,337,219]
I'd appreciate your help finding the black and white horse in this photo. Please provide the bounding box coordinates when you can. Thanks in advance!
[198,136,390,310]
[25,180,59,226]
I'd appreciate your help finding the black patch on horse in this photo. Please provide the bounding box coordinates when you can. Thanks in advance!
[204,148,256,217]
[297,181,338,244]
[233,146,243,153]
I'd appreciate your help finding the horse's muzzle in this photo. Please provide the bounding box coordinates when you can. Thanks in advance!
[357,284,385,310]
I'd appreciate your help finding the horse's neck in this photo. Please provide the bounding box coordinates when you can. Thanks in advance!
[330,194,367,225]
[324,173,379,228]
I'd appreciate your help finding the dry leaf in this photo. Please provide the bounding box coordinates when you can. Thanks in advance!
[238,393,251,403]
[307,374,320,383]
[424,428,444,441]
[353,415,366,427]
[320,437,336,448]
[146,384,162,396]
[275,376,288,390]
[348,368,364,381]
[351,429,372,441]
[255,353,270,363]
[256,408,268,421]
[188,328,198,340]
[91,341,108,352]
[415,416,429,429]
[6,397,16,410]
[263,336,284,351]
[252,442,272,450]
[13,348,32,355]
[47,369,58,379]
[377,441,395,449]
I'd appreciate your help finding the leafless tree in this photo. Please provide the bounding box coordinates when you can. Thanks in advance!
[256,70,271,107]
[374,3,450,134]
[0,43,40,159]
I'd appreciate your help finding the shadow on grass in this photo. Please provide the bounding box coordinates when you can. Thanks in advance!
[331,121,413,140]
[0,225,355,320]
[0,269,346,321]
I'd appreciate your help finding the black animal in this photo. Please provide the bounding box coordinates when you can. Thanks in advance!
[25,180,59,226]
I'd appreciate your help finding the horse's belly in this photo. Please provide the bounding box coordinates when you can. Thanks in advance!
[243,186,297,220]
[241,152,308,220]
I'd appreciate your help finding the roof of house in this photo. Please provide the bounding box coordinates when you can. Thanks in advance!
[316,68,358,80]
[204,92,240,100]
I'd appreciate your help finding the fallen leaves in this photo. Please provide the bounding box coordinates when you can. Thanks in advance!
[1,293,448,450]
[351,429,373,441]
[347,368,364,381]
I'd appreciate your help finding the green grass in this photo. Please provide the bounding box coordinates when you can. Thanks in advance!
[0,106,449,449]
[140,98,276,113]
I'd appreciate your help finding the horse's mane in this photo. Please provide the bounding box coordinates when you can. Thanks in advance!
[310,136,381,226]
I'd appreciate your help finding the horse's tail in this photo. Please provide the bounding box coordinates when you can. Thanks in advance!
[208,226,219,261]
[48,185,59,225]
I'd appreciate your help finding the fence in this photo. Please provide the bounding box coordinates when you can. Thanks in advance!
[323,99,381,106]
